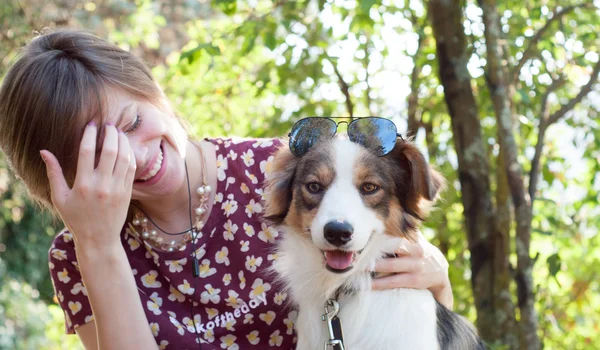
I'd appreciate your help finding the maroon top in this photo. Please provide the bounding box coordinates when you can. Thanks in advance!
[48,138,297,349]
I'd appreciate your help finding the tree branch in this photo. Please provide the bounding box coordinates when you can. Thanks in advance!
[528,76,567,201]
[407,10,425,136]
[330,58,354,118]
[511,3,593,84]
[547,59,600,125]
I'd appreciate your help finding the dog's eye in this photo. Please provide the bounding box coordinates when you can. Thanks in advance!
[306,182,323,194]
[361,183,379,194]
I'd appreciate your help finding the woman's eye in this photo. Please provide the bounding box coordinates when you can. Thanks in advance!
[361,183,379,194]
[125,113,142,134]
[306,182,323,194]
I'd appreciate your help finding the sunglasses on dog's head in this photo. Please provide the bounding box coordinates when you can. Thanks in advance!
[288,117,403,157]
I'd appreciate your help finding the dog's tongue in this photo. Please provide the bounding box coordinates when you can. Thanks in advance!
[325,250,354,270]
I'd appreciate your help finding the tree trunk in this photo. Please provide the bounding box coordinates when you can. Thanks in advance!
[477,0,539,348]
[428,0,517,345]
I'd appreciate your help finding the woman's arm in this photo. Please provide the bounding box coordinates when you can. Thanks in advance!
[75,245,157,349]
[42,124,157,349]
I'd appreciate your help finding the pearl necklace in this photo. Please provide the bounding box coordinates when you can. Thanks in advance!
[129,144,212,252]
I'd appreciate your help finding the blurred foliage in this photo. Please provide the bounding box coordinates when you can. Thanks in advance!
[0,0,598,349]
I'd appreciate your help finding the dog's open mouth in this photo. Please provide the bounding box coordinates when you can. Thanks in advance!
[323,250,357,273]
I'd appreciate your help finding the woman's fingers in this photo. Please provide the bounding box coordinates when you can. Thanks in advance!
[373,256,424,274]
[97,124,119,174]
[113,131,132,180]
[372,272,421,290]
[75,123,98,178]
[40,150,69,205]
[125,145,137,189]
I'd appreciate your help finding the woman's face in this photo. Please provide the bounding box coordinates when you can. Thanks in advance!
[99,86,188,201]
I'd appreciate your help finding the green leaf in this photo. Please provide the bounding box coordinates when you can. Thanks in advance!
[213,0,237,15]
[360,0,377,13]
[547,253,562,277]
[179,43,221,64]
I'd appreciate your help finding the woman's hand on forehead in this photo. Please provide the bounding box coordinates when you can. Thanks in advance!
[40,122,137,251]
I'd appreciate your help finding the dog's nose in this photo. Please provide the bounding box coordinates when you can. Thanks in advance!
[324,221,353,247]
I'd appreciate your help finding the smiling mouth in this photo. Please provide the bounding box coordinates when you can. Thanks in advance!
[323,250,358,273]
[136,145,164,182]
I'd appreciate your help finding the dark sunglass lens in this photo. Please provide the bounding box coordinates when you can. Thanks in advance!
[348,118,398,156]
[289,118,337,157]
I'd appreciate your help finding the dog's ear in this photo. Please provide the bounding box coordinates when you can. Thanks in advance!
[262,141,299,225]
[390,139,445,221]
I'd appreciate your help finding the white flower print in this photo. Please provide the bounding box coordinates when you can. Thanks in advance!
[224,317,237,331]
[216,154,229,181]
[57,268,70,284]
[165,257,187,273]
[228,149,238,160]
[260,155,275,175]
[220,334,239,350]
[200,284,221,304]
[127,237,140,251]
[225,176,236,191]
[68,301,82,315]
[150,322,160,337]
[51,249,67,261]
[223,219,239,241]
[85,314,94,323]
[249,278,272,299]
[252,139,274,148]
[147,292,163,315]
[222,194,239,217]
[199,259,217,278]
[70,282,87,296]
[57,290,64,303]
[284,311,297,335]
[223,273,232,286]
[247,330,260,345]
[244,199,262,218]
[245,169,258,184]
[238,271,246,290]
[225,290,243,308]
[177,279,195,295]
[273,292,287,305]
[267,253,280,261]
[243,223,255,237]
[258,223,279,243]
[259,311,276,325]
[240,240,250,252]
[240,183,250,194]
[194,243,207,260]
[204,328,215,343]
[241,149,255,167]
[206,307,219,320]
[269,329,283,346]
[141,270,162,288]
[243,313,254,324]
[62,232,73,242]
[215,247,230,266]
[168,285,186,303]
[245,255,263,273]
[159,340,168,350]
[215,192,224,203]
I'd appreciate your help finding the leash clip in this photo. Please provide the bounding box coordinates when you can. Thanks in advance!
[322,299,345,350]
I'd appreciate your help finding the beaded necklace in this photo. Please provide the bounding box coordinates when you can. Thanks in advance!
[128,142,211,252]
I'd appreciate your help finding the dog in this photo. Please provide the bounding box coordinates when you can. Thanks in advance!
[263,136,484,350]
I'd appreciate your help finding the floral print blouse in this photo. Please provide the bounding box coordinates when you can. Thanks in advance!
[48,138,297,349]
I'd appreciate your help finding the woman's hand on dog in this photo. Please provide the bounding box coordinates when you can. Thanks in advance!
[371,232,454,310]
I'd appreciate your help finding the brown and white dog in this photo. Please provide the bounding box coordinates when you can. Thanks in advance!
[263,136,483,349]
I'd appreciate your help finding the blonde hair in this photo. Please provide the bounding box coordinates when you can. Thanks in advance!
[0,29,171,209]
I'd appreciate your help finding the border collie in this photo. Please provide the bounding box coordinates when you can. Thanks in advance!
[264,136,484,350]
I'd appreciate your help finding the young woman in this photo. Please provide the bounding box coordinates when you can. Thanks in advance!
[0,30,454,349]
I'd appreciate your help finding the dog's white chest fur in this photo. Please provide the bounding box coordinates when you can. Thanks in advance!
[296,289,439,350]
[273,233,440,350]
